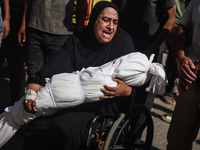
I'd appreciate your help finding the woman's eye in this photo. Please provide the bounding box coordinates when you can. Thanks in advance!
[113,21,118,24]
[103,18,109,22]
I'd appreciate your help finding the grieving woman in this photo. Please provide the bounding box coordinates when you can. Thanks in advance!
[0,1,161,149]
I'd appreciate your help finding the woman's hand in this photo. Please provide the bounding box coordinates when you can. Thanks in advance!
[100,78,132,99]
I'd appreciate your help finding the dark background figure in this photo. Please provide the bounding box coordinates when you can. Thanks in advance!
[113,0,176,62]
[163,0,185,105]
[161,0,187,124]
[110,1,176,145]
[167,0,200,149]
[0,0,26,106]
[112,0,176,110]
[0,0,10,42]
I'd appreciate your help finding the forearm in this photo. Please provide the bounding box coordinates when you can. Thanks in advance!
[175,24,189,62]
[26,83,43,93]
[2,0,10,21]
[21,0,32,27]
[144,5,176,57]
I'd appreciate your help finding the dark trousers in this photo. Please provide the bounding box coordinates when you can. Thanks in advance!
[26,28,69,82]
[165,41,178,93]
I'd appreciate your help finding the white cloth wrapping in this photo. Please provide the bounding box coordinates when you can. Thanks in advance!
[0,52,167,147]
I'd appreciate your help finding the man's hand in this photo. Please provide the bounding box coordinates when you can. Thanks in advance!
[23,99,38,114]
[2,19,10,39]
[100,78,132,99]
[176,56,197,91]
[18,25,26,46]
[192,61,200,78]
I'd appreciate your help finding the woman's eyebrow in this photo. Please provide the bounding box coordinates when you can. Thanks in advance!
[102,16,118,21]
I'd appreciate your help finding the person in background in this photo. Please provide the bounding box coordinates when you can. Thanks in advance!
[0,0,26,106]
[112,0,176,113]
[0,0,10,72]
[73,0,87,32]
[162,0,186,123]
[0,0,10,41]
[113,0,176,62]
[17,0,74,83]
[110,1,176,145]
[167,0,200,149]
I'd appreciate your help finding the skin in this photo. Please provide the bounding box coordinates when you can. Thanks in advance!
[93,7,118,44]
[17,0,32,46]
[143,5,176,58]
[175,24,196,92]
[24,7,132,113]
[2,0,10,39]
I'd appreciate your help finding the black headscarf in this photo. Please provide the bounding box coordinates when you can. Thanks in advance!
[86,1,119,30]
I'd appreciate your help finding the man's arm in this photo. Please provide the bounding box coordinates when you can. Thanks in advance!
[18,0,32,46]
[175,24,196,91]
[2,0,10,39]
[143,5,176,58]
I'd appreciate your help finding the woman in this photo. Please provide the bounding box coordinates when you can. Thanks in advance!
[2,1,136,149]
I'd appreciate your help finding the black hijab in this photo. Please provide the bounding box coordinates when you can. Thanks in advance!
[86,1,119,30]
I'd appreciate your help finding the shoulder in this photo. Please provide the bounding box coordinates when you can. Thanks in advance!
[113,27,135,52]
[179,0,198,28]
[116,27,133,42]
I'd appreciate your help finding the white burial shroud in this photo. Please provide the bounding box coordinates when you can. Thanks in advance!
[0,52,167,147]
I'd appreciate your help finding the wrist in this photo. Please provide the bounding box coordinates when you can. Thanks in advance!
[25,89,37,100]
[175,50,185,62]
[125,86,132,96]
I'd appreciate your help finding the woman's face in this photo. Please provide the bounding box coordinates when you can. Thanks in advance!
[93,7,118,44]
